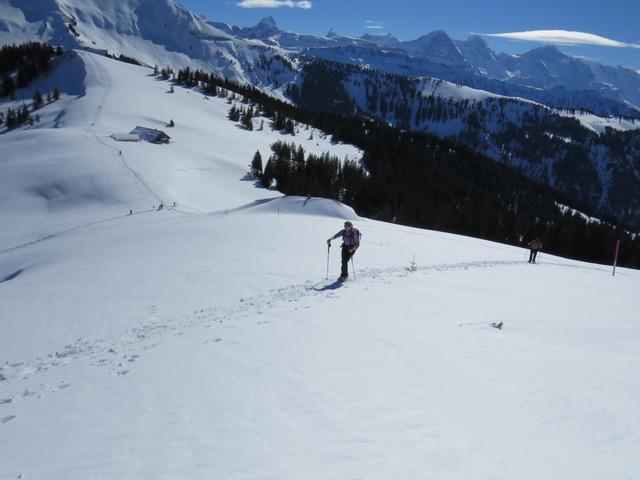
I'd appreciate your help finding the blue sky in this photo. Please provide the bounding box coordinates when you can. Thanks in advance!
[179,0,640,70]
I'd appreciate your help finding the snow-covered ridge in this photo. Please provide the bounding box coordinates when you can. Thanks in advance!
[556,109,640,133]
[555,202,602,224]
[414,77,640,133]
[340,67,639,135]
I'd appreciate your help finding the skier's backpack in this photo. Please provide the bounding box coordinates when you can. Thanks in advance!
[346,228,361,245]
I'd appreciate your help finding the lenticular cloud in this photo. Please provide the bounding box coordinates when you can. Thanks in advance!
[484,29,640,48]
[238,0,312,8]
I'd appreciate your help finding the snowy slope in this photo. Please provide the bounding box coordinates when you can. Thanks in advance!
[0,49,359,247]
[1,47,640,480]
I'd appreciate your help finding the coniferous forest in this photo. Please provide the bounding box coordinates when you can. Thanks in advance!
[169,66,640,269]
[1,42,61,97]
[0,43,62,130]
[286,60,640,231]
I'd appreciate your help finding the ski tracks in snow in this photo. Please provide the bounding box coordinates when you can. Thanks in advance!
[0,258,522,415]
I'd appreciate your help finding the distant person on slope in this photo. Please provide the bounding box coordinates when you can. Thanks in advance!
[527,238,543,264]
[327,221,361,281]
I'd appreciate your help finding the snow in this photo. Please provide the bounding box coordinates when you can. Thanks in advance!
[555,202,602,224]
[416,77,497,102]
[1,49,640,480]
[556,109,640,133]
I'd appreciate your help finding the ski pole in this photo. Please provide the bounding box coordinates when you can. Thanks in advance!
[326,244,330,280]
[351,256,356,280]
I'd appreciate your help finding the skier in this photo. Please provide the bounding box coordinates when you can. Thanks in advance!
[327,221,361,281]
[527,237,543,263]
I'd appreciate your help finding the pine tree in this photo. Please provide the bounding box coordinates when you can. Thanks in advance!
[262,158,274,188]
[294,145,305,172]
[6,108,16,129]
[16,62,31,88]
[2,72,15,98]
[250,150,263,178]
[285,118,295,135]
[241,108,253,130]
[33,90,43,109]
[52,87,60,101]
[18,105,30,124]
[228,105,240,122]
[274,112,285,130]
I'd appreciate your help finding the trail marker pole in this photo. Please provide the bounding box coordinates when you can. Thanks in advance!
[612,239,621,277]
[326,244,330,280]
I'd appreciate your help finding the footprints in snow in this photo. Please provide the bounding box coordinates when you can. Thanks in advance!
[0,259,520,404]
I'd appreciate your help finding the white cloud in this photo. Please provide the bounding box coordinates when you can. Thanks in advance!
[483,30,640,49]
[237,0,312,8]
[364,20,385,30]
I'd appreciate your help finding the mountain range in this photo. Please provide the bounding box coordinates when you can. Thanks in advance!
[3,1,640,116]
[2,0,640,227]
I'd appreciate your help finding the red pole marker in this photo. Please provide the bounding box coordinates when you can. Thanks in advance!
[612,239,621,277]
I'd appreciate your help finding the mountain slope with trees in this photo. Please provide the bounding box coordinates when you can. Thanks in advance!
[171,65,640,268]
[287,59,640,231]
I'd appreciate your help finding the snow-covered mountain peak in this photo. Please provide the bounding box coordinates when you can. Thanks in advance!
[521,44,567,62]
[258,15,277,27]
[456,34,496,59]
[464,34,489,48]
[424,29,453,42]
[249,15,280,37]
[326,28,338,38]
[360,32,401,48]
[404,29,466,65]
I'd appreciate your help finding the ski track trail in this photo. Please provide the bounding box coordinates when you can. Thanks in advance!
[82,52,164,209]
[0,209,156,256]
[82,53,203,216]
[0,258,525,412]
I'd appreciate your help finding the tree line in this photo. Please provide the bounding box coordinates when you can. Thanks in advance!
[249,141,366,206]
[1,87,60,129]
[288,59,640,230]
